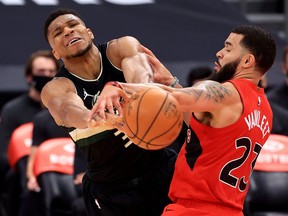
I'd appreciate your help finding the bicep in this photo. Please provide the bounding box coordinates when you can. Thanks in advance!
[108,36,153,83]
[121,53,153,83]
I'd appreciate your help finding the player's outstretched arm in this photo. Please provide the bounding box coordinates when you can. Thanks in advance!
[41,78,91,129]
[117,80,236,114]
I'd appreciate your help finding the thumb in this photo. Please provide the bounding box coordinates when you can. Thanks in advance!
[119,91,131,103]
[141,45,156,58]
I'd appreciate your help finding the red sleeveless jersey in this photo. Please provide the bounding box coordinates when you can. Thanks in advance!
[168,79,273,215]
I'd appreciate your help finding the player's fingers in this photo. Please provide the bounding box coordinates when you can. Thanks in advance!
[105,99,115,116]
[120,92,131,103]
[141,45,156,58]
[97,104,107,119]
[106,113,124,129]
[114,101,124,117]
[90,96,107,120]
[146,54,161,69]
[89,114,105,127]
[89,103,99,120]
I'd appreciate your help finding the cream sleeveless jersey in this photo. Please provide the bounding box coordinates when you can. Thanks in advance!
[169,79,273,212]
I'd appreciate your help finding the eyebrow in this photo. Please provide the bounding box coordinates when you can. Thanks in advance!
[225,41,233,47]
[52,26,61,34]
[51,19,78,34]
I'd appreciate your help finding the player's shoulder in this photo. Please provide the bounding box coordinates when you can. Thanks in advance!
[109,35,138,43]
[108,36,139,50]
[44,76,74,92]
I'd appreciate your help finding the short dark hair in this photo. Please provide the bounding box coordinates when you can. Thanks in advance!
[232,25,276,74]
[44,8,82,42]
[25,50,60,77]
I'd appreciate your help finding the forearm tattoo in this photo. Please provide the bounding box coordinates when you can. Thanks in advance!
[178,81,230,103]
[204,81,230,102]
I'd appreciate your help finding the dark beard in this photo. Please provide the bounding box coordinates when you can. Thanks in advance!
[207,60,240,83]
[66,42,92,59]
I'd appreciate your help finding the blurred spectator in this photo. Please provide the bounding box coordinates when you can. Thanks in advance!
[266,46,288,110]
[21,109,69,216]
[26,109,69,193]
[187,66,213,86]
[259,75,288,136]
[0,50,60,216]
[21,109,86,216]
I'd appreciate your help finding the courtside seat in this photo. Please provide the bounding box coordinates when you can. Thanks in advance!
[1,122,33,216]
[33,138,77,216]
[7,122,33,189]
[245,134,288,216]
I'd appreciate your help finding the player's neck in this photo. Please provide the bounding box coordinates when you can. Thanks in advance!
[64,45,101,80]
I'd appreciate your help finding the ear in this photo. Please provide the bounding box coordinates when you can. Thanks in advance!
[52,49,61,60]
[242,54,255,68]
[87,28,94,40]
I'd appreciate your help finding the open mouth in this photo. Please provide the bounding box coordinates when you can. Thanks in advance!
[214,61,221,71]
[68,38,81,46]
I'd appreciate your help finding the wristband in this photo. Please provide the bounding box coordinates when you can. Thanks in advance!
[105,81,123,89]
[169,76,179,87]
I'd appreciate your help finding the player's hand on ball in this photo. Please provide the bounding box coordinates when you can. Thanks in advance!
[89,84,130,120]
[88,113,125,130]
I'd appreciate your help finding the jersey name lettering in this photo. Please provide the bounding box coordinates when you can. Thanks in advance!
[244,109,270,138]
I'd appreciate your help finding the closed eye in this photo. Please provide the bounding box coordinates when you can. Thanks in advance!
[54,31,62,38]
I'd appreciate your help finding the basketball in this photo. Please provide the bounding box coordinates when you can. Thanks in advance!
[123,88,183,150]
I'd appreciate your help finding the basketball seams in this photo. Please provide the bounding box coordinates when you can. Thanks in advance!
[135,88,152,147]
[139,91,169,149]
[147,112,182,146]
[124,88,152,146]
[123,88,183,150]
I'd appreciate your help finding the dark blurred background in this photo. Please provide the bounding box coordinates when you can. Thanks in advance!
[0,0,286,110]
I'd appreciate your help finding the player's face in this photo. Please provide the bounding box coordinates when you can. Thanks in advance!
[211,33,246,82]
[47,14,94,60]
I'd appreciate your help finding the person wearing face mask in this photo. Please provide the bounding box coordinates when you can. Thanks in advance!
[0,50,60,216]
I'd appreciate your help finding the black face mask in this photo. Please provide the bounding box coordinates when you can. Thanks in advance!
[31,75,53,93]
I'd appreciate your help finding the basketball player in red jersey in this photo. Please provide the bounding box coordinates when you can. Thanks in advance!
[90,25,276,216]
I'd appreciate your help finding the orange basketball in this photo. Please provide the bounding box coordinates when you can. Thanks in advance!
[123,88,183,150]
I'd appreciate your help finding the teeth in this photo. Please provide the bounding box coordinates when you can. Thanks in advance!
[69,38,78,45]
